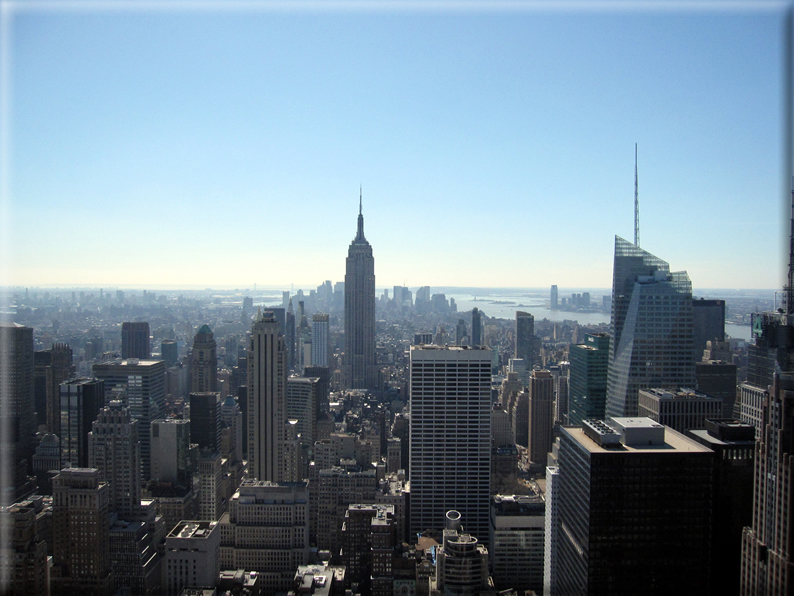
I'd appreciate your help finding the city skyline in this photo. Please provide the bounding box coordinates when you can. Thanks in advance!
[2,2,790,290]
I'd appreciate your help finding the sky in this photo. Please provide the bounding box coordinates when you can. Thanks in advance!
[2,0,791,291]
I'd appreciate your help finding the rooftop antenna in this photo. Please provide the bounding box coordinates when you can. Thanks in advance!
[360,185,362,215]
[634,143,640,247]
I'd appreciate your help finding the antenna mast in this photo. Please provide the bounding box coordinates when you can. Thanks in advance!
[634,143,640,247]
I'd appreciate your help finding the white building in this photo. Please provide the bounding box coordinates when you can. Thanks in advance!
[409,345,492,542]
[165,520,220,596]
[218,480,310,595]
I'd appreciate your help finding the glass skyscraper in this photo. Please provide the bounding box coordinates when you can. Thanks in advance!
[605,237,695,418]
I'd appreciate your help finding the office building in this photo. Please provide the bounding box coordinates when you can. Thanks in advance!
[455,319,468,346]
[490,494,545,593]
[550,285,558,309]
[471,307,482,347]
[527,370,555,470]
[688,419,754,595]
[311,313,330,367]
[247,312,287,482]
[196,449,226,521]
[344,193,378,390]
[121,322,151,360]
[218,480,310,594]
[312,464,377,550]
[161,339,178,368]
[637,387,723,433]
[51,468,114,596]
[409,345,491,542]
[741,319,794,591]
[0,497,50,596]
[605,237,695,418]
[287,376,320,455]
[165,521,220,596]
[568,333,610,426]
[286,298,296,372]
[340,503,395,595]
[0,322,36,501]
[93,359,166,481]
[695,359,738,417]
[432,510,491,595]
[220,396,244,464]
[58,378,104,470]
[150,418,192,487]
[554,418,712,595]
[190,325,218,394]
[34,343,73,433]
[189,392,221,453]
[692,298,725,361]
[515,311,536,366]
[88,400,141,519]
[297,301,312,374]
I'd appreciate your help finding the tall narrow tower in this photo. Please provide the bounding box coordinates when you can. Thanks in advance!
[344,189,377,390]
[247,311,287,482]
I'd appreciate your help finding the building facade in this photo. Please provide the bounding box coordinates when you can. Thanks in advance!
[189,325,218,394]
[409,345,491,543]
[121,322,150,360]
[568,333,610,426]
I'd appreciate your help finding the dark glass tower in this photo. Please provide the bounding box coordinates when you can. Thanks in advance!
[121,322,151,360]
[344,191,377,390]
[515,311,535,365]
[190,324,218,393]
[568,333,610,425]
[471,307,482,347]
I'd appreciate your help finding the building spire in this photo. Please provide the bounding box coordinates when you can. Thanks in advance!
[634,143,640,247]
[360,185,362,215]
[788,175,794,315]
[355,187,366,242]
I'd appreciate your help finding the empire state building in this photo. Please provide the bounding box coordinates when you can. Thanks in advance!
[344,190,377,390]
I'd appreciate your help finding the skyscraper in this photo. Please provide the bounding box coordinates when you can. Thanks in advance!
[527,370,554,471]
[189,324,218,393]
[189,392,221,453]
[344,191,377,390]
[88,400,141,519]
[121,322,151,360]
[286,298,296,372]
[605,237,695,418]
[248,311,287,482]
[0,322,36,501]
[568,333,610,426]
[311,313,330,367]
[409,345,491,542]
[550,285,558,309]
[553,419,713,595]
[59,378,104,469]
[515,311,535,366]
[471,307,482,347]
[92,359,166,481]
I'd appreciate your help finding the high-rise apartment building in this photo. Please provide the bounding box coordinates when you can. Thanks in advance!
[605,237,695,418]
[344,194,377,390]
[51,468,115,596]
[553,419,713,595]
[409,345,491,543]
[189,325,218,393]
[93,359,166,482]
[568,333,609,426]
[59,378,104,469]
[1,322,36,501]
[515,311,535,366]
[311,313,330,367]
[248,312,287,482]
[121,322,151,360]
[88,400,141,519]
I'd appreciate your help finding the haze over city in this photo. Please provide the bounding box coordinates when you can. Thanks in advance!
[2,1,788,290]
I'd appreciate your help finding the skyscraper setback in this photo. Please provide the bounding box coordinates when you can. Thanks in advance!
[344,191,377,390]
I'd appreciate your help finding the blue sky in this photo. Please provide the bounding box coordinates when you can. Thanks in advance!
[3,1,789,291]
